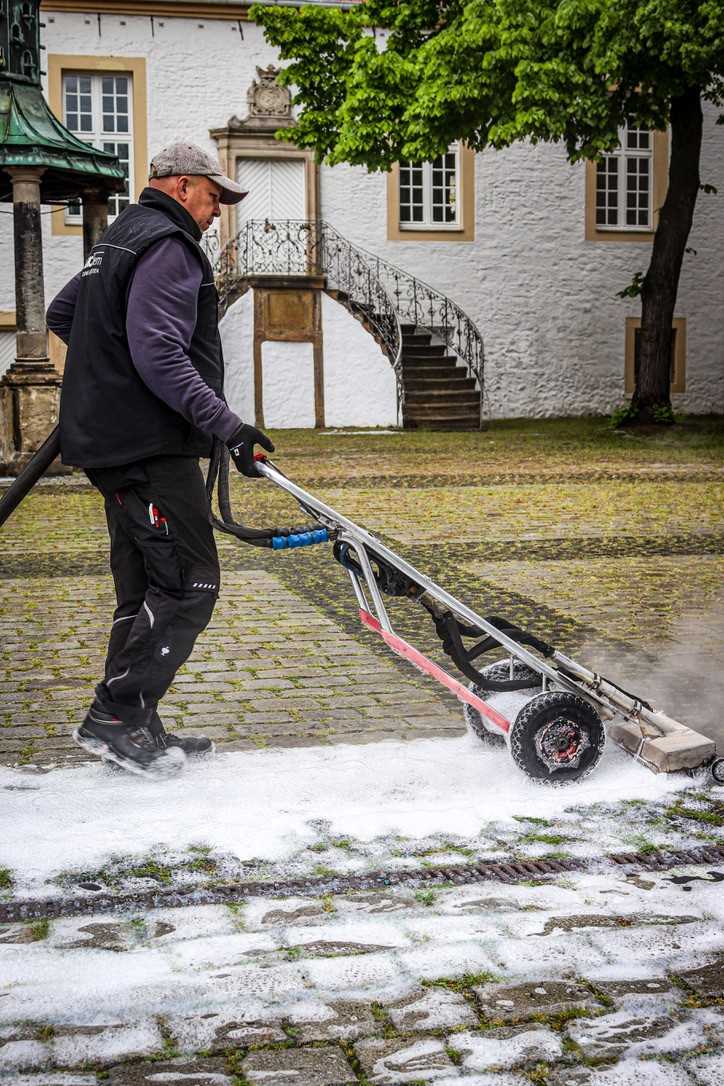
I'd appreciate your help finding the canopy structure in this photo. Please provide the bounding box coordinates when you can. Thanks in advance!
[0,1,124,476]
[0,1,124,201]
[0,76,125,202]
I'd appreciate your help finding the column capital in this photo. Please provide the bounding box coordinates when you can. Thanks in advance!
[7,167,46,185]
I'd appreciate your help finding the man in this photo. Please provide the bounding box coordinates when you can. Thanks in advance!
[47,142,274,777]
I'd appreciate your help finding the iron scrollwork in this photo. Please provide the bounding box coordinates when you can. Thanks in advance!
[205,219,485,423]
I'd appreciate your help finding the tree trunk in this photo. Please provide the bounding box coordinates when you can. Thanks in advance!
[634,86,702,424]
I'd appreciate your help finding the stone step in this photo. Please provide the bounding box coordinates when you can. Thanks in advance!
[401,344,448,357]
[402,364,463,380]
[401,358,458,371]
[401,333,433,347]
[405,376,476,393]
[403,413,481,430]
[404,397,480,414]
[405,392,480,408]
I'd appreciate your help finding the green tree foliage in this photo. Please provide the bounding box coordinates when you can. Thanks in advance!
[252,0,723,424]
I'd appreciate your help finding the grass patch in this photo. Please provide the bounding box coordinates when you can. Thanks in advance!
[666,802,724,827]
[522,833,569,846]
[28,918,50,942]
[424,970,501,993]
[0,867,14,891]
[445,1044,464,1066]
[414,889,437,907]
[513,816,552,827]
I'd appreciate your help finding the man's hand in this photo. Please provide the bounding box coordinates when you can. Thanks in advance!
[226,423,275,478]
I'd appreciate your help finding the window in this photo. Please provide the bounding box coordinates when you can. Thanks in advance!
[586,127,668,243]
[625,317,686,394]
[399,145,460,229]
[387,143,474,242]
[596,125,652,230]
[62,71,133,221]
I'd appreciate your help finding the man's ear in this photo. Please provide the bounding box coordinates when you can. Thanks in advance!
[176,176,191,202]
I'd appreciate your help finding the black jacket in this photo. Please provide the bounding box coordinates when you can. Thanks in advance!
[59,189,224,468]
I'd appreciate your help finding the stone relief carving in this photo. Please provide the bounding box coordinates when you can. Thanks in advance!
[228,65,293,130]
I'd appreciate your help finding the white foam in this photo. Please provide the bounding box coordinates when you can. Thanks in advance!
[0,733,689,893]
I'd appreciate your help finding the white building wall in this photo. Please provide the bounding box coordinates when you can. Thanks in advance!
[219,290,254,422]
[321,294,398,427]
[219,291,398,427]
[1,9,721,419]
[320,105,724,417]
[0,13,278,310]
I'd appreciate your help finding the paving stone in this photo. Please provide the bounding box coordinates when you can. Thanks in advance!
[107,1056,233,1085]
[674,958,724,1000]
[473,979,599,1025]
[50,1022,164,1068]
[386,986,479,1031]
[435,1075,529,1086]
[549,1059,697,1085]
[0,1038,49,1072]
[589,977,673,998]
[242,1046,356,1085]
[449,1027,563,1071]
[685,1049,724,1086]
[167,1011,286,1052]
[564,1001,682,1061]
[8,1075,99,1086]
[354,1037,459,1082]
[287,1000,377,1042]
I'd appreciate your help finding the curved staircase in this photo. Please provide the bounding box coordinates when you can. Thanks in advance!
[401,326,482,429]
[209,220,484,430]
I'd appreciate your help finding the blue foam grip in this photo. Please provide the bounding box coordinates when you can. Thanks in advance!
[272,528,329,550]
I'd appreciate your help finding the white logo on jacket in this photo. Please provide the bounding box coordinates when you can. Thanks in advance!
[81,250,104,277]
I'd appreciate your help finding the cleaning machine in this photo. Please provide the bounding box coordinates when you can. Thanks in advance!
[2,432,722,786]
[205,444,724,787]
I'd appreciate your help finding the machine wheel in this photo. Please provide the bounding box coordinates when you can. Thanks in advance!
[463,659,541,749]
[509,690,605,786]
[711,758,724,785]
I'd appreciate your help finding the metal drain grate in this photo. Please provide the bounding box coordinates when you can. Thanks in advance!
[2,844,723,924]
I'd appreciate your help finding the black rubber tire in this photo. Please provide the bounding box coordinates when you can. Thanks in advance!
[509,690,605,786]
[711,758,724,785]
[463,659,541,749]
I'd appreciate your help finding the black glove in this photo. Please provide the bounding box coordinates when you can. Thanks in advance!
[226,423,275,478]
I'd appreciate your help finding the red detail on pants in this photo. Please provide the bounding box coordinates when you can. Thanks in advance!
[148,503,168,532]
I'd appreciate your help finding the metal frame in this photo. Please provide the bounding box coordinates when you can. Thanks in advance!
[256,459,709,751]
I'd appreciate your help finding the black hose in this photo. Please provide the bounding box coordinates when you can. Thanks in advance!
[0,426,61,530]
[207,438,324,547]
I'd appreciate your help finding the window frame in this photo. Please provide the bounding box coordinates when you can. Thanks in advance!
[61,69,134,224]
[398,145,461,232]
[624,316,686,394]
[387,143,475,242]
[585,128,668,243]
[47,55,148,239]
[595,125,654,232]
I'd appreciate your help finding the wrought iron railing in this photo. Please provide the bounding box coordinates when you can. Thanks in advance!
[205,219,485,420]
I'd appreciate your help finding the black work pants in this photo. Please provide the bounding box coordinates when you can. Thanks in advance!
[87,456,220,725]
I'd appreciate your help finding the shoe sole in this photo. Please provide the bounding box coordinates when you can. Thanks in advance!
[73,729,186,779]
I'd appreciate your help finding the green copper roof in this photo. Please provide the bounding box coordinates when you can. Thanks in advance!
[0,76,125,201]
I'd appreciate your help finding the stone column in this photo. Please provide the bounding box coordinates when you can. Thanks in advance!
[0,167,63,475]
[82,191,109,260]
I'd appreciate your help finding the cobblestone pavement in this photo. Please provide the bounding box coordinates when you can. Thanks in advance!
[1,419,723,764]
[1,869,723,1084]
[1,420,724,1084]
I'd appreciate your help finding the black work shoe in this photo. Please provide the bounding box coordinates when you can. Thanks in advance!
[73,709,186,778]
[150,711,215,757]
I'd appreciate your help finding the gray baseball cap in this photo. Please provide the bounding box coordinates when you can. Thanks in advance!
[149,141,247,205]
